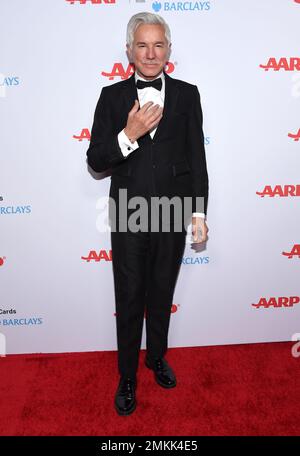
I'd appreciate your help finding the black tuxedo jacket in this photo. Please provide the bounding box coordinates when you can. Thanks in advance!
[86,71,209,223]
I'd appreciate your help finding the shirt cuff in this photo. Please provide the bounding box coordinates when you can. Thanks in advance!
[192,212,206,218]
[117,129,139,157]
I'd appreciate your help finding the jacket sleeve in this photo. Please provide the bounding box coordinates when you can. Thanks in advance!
[186,85,209,216]
[86,87,127,173]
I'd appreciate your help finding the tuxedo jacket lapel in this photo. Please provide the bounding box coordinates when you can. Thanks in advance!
[153,72,179,143]
[122,72,139,114]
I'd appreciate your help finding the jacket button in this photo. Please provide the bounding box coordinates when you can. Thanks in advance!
[152,164,156,168]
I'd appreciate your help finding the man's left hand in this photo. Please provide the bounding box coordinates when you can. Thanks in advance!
[192,217,209,243]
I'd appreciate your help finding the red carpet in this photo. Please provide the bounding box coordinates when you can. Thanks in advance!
[0,342,300,436]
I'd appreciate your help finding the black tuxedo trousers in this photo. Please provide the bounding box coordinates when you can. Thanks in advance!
[111,227,186,378]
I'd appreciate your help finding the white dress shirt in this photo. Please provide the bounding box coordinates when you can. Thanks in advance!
[117,71,205,219]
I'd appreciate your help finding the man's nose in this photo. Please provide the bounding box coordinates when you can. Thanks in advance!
[146,47,155,59]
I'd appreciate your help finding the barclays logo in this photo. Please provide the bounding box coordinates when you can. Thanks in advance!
[0,205,32,215]
[181,256,209,265]
[152,0,162,11]
[152,1,211,12]
[0,74,20,98]
[0,317,43,326]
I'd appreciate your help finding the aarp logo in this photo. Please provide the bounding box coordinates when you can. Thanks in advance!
[252,296,300,309]
[81,249,112,262]
[260,57,300,71]
[288,129,300,141]
[0,257,6,267]
[73,128,90,142]
[282,244,300,259]
[256,185,300,197]
[101,62,175,81]
[66,0,116,5]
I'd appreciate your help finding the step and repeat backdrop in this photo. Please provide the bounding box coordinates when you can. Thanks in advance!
[0,0,299,355]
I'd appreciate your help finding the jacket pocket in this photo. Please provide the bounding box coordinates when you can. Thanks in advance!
[172,160,191,177]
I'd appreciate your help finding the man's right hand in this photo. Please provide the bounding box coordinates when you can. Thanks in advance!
[124,100,163,143]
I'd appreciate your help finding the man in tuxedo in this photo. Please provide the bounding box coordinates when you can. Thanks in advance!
[86,12,209,415]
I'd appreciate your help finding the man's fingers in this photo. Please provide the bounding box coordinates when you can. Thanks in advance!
[147,108,163,122]
[141,103,163,117]
[130,99,139,114]
[146,105,163,117]
[140,101,154,112]
[195,230,208,243]
[147,112,163,131]
[129,102,163,137]
[146,107,163,124]
[192,220,205,243]
[146,104,162,115]
[193,230,199,242]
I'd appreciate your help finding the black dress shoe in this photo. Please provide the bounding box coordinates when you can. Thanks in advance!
[114,377,137,415]
[145,357,177,388]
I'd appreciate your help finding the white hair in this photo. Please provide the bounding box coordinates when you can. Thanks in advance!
[126,12,171,49]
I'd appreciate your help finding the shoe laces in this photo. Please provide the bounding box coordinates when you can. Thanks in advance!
[154,358,165,371]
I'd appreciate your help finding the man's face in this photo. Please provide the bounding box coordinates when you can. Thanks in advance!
[127,24,170,80]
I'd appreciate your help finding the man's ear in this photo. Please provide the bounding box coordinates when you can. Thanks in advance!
[167,43,172,61]
[126,43,133,63]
